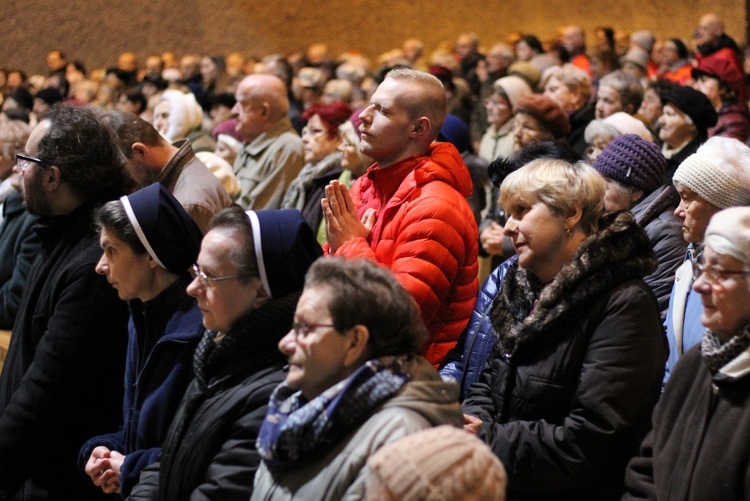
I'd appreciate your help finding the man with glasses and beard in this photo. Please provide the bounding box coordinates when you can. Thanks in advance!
[0,104,130,500]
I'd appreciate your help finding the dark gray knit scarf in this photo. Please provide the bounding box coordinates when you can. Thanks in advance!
[701,324,750,373]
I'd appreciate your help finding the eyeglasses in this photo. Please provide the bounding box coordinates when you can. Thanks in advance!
[189,263,251,288]
[692,261,750,287]
[16,153,49,172]
[291,321,335,340]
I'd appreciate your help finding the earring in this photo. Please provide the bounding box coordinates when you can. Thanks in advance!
[565,227,571,237]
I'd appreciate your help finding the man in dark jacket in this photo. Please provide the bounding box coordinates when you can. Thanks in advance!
[0,104,130,500]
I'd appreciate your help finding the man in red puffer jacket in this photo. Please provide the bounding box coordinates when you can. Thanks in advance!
[322,68,478,366]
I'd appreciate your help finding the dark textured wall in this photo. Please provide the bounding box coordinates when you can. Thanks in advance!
[1,0,746,74]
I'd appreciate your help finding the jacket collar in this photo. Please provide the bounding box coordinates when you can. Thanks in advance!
[492,211,657,357]
[156,139,194,192]
[240,116,296,156]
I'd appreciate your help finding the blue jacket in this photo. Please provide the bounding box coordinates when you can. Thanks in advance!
[439,256,517,398]
[80,276,203,497]
[664,248,705,382]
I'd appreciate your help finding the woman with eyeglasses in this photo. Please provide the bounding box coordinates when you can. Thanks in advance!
[251,258,462,500]
[128,206,322,501]
[80,183,204,497]
[281,101,352,234]
[625,207,750,500]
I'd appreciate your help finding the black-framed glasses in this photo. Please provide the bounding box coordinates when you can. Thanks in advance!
[692,261,750,287]
[291,321,335,340]
[189,263,251,288]
[15,153,49,171]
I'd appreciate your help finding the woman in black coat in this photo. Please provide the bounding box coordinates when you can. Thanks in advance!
[462,159,667,500]
[127,208,321,500]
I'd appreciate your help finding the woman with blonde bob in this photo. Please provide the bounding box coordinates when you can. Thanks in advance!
[541,64,595,157]
[462,159,667,499]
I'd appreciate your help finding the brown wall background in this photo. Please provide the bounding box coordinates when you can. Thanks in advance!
[1,0,746,75]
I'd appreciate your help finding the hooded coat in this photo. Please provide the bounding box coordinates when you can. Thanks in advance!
[250,356,463,500]
[328,142,479,365]
[462,212,667,500]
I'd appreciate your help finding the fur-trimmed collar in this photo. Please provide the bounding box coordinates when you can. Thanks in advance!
[491,211,656,357]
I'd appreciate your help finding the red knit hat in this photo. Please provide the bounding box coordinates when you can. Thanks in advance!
[515,94,571,139]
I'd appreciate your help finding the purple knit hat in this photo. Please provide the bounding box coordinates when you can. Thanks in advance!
[593,134,666,193]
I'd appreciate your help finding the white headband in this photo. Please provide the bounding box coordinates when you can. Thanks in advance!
[246,210,271,298]
[120,195,166,269]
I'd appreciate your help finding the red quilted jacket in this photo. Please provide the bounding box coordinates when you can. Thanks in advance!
[328,142,479,365]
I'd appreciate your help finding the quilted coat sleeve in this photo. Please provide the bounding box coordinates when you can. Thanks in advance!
[335,182,478,332]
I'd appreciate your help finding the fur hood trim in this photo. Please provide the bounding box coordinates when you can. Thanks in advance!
[491,211,656,357]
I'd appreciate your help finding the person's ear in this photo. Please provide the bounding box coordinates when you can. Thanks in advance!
[343,324,370,367]
[564,206,583,233]
[630,189,644,204]
[131,142,149,159]
[410,116,431,139]
[45,165,62,191]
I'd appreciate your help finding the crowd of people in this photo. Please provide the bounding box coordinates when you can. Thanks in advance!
[0,10,750,501]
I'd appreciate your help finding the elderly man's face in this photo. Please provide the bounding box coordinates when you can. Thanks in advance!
[674,183,721,244]
[696,14,723,47]
[693,245,750,342]
[232,80,266,143]
[278,285,355,400]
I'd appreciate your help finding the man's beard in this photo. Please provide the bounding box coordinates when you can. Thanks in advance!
[22,168,52,216]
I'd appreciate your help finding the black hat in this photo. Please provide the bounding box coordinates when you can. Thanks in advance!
[121,183,203,275]
[663,86,718,133]
[246,209,323,299]
[35,88,65,106]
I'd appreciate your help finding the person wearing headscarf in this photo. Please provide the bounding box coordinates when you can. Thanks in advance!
[128,207,322,500]
[80,183,204,497]
[625,207,750,500]
[153,89,215,152]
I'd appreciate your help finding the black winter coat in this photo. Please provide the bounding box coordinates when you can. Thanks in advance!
[126,292,297,501]
[462,211,668,500]
[0,203,129,500]
[625,345,750,500]
[0,191,40,329]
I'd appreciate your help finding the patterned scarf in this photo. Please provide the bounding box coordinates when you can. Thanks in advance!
[256,355,411,472]
[701,324,750,373]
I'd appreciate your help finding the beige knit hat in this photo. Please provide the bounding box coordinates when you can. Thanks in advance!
[673,136,750,209]
[364,426,507,501]
[705,207,750,266]
[493,75,533,111]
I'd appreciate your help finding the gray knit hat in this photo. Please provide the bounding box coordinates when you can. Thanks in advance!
[593,134,666,193]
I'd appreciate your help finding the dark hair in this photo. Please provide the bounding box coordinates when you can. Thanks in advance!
[93,200,146,255]
[488,140,581,187]
[518,35,545,54]
[100,109,164,160]
[595,27,616,51]
[69,60,87,76]
[37,104,127,203]
[122,88,147,114]
[305,258,428,357]
[208,206,258,281]
[303,101,353,138]
[646,78,678,104]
